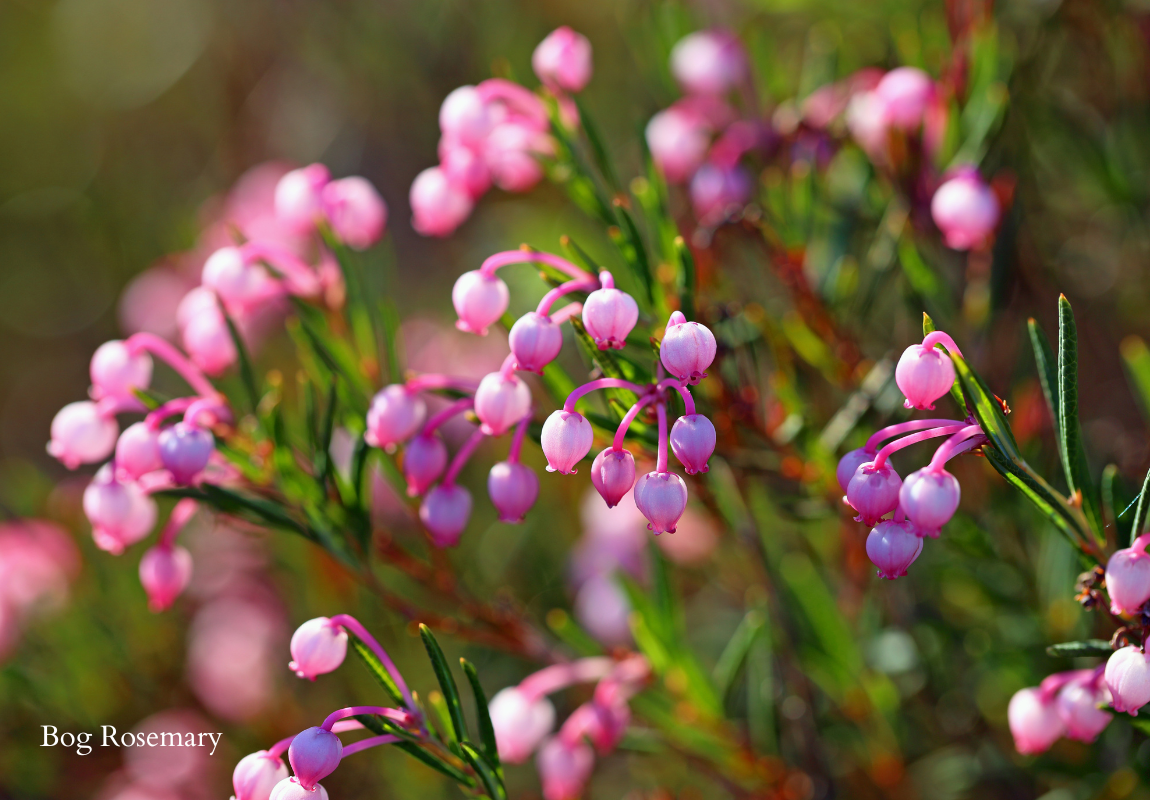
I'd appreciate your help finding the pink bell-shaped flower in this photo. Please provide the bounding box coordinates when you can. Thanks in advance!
[865,520,923,579]
[670,30,747,96]
[48,401,119,469]
[90,340,152,401]
[488,461,539,523]
[510,312,563,373]
[402,433,448,497]
[474,372,532,436]
[846,462,902,526]
[138,545,193,612]
[931,169,1001,251]
[202,247,277,312]
[873,67,934,130]
[83,466,157,555]
[898,468,961,538]
[180,306,237,375]
[232,750,289,800]
[420,484,472,547]
[1106,645,1150,715]
[634,471,689,534]
[274,164,331,233]
[158,423,215,485]
[484,121,550,193]
[365,385,426,449]
[689,163,752,223]
[581,283,638,350]
[322,176,387,250]
[270,778,329,800]
[440,142,492,198]
[537,737,594,800]
[836,448,872,493]
[439,86,492,147]
[288,727,342,790]
[660,312,717,384]
[116,422,164,480]
[590,448,636,507]
[533,26,593,93]
[452,270,510,335]
[489,687,556,763]
[541,411,594,474]
[895,343,956,410]
[574,575,633,647]
[645,107,711,183]
[1056,676,1111,743]
[410,166,475,237]
[670,414,716,475]
[1007,687,1065,754]
[1105,546,1150,615]
[289,617,348,680]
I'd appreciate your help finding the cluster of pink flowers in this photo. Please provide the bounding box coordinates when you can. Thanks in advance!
[837,330,986,578]
[409,27,592,237]
[0,520,79,660]
[1008,667,1111,754]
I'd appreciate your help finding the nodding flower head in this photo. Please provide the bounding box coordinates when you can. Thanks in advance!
[232,750,289,800]
[138,545,193,612]
[410,166,475,238]
[931,169,1001,251]
[895,343,956,410]
[83,465,157,555]
[440,141,491,198]
[1008,687,1065,754]
[634,471,689,534]
[645,106,711,183]
[537,737,595,800]
[1106,646,1150,715]
[452,270,510,335]
[865,519,923,580]
[287,727,342,790]
[873,67,935,130]
[690,163,752,223]
[116,422,164,480]
[289,617,348,680]
[541,411,594,474]
[488,461,539,523]
[274,163,332,232]
[419,484,473,548]
[670,414,716,475]
[322,176,387,251]
[1106,546,1150,616]
[489,687,556,763]
[90,340,152,402]
[269,778,329,800]
[581,284,638,351]
[845,461,901,526]
[484,121,551,193]
[365,385,427,449]
[202,247,277,312]
[474,372,532,436]
[533,26,593,93]
[670,29,747,96]
[1056,676,1112,743]
[836,448,872,494]
[179,297,237,376]
[510,312,564,373]
[898,468,961,538]
[575,575,633,647]
[590,448,636,507]
[48,400,119,469]
[402,433,448,497]
[439,85,492,147]
[158,423,215,485]
[660,312,717,384]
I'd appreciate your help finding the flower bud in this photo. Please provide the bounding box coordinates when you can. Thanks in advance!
[90,340,152,401]
[420,484,472,547]
[1008,687,1064,754]
[669,414,716,475]
[634,471,689,534]
[510,312,563,373]
[158,423,215,485]
[670,30,747,96]
[269,778,329,800]
[660,312,716,384]
[410,166,474,237]
[489,687,556,763]
[836,448,872,493]
[590,448,636,507]
[533,26,593,93]
[845,462,901,526]
[1056,677,1111,743]
[48,401,118,469]
[474,372,532,436]
[1105,547,1150,615]
[541,411,594,474]
[645,107,711,183]
[83,466,157,555]
[287,727,342,790]
[537,737,594,800]
[689,163,752,223]
[180,309,237,376]
[403,433,448,497]
[1106,645,1150,715]
[233,750,289,800]
[452,270,510,335]
[898,468,961,538]
[116,422,164,480]
[488,461,539,523]
[895,343,956,410]
[322,176,387,250]
[874,67,934,130]
[581,284,638,350]
[275,164,332,232]
[139,545,193,612]
[365,385,426,449]
[845,90,889,161]
[440,141,491,198]
[202,247,277,312]
[439,86,492,146]
[931,170,1000,251]
[865,520,923,579]
[574,575,632,647]
[289,617,348,680]
[484,121,549,192]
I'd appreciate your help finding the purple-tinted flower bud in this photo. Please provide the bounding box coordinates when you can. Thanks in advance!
[533,26,593,93]
[634,471,689,534]
[898,468,961,538]
[646,107,711,183]
[233,750,289,800]
[275,164,331,233]
[452,270,510,335]
[660,312,717,384]
[541,411,594,474]
[488,461,539,523]
[439,86,492,146]
[474,372,532,436]
[865,520,923,579]
[419,484,472,547]
[403,434,447,497]
[322,176,387,251]
[670,414,716,475]
[581,286,638,350]
[158,423,215,485]
[574,575,632,647]
[270,778,329,800]
[874,67,934,130]
[116,422,164,480]
[202,247,277,312]
[1056,678,1111,742]
[931,170,1000,251]
[846,462,901,526]
[90,340,152,401]
[1107,546,1150,615]
[670,30,747,96]
[288,617,348,680]
[510,312,563,373]
[138,545,192,612]
[410,166,475,237]
[288,727,342,790]
[365,385,426,449]
[836,448,872,493]
[1107,645,1150,715]
[48,401,118,469]
[895,343,956,410]
[1008,687,1064,754]
[689,163,752,223]
[83,465,157,555]
[537,737,594,800]
[590,448,636,507]
[489,687,556,763]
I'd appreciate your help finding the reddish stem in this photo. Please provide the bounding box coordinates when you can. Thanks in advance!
[871,424,967,470]
[864,418,963,454]
[420,398,474,438]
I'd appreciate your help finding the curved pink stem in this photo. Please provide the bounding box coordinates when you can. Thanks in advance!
[341,733,402,756]
[158,498,198,549]
[479,250,594,282]
[266,735,296,759]
[146,397,198,431]
[563,378,648,413]
[184,396,233,428]
[404,374,481,394]
[925,425,984,472]
[96,395,147,417]
[613,395,657,451]
[443,427,488,487]
[331,719,364,733]
[1038,669,1091,702]
[499,352,518,379]
[328,615,418,715]
[476,79,549,126]
[537,279,599,316]
[508,413,532,464]
[1135,533,1150,554]
[549,302,583,325]
[656,403,669,474]
[599,270,615,290]
[420,398,474,438]
[242,241,322,297]
[864,418,963,454]
[321,706,414,732]
[871,424,967,470]
[921,331,964,360]
[126,333,216,397]
[656,379,696,416]
[519,657,615,702]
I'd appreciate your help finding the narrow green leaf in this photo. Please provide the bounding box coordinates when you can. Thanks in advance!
[1057,295,1084,499]
[712,609,766,701]
[348,633,406,706]
[611,203,655,306]
[460,742,507,800]
[673,236,696,322]
[1027,318,1061,442]
[544,608,603,657]
[314,380,338,489]
[1131,466,1150,546]
[419,624,467,744]
[1120,335,1150,423]
[159,485,312,538]
[218,300,260,413]
[572,95,619,192]
[1045,640,1113,658]
[982,447,1092,554]
[460,659,501,774]
[130,387,165,411]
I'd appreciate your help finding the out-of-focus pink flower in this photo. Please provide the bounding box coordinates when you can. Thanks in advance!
[123,709,212,789]
[487,461,539,523]
[410,166,475,237]
[138,545,193,612]
[187,597,284,721]
[274,164,332,233]
[489,686,556,763]
[157,423,215,485]
[670,30,747,96]
[322,177,388,250]
[116,422,164,481]
[48,401,119,469]
[656,507,718,565]
[0,520,80,660]
[365,384,427,450]
[533,27,593,93]
[118,265,200,341]
[574,575,632,647]
[439,141,492,198]
[177,288,238,376]
[874,67,935,130]
[930,168,1001,250]
[439,86,493,147]
[690,163,752,223]
[1056,674,1111,743]
[846,90,889,163]
[646,106,712,183]
[474,372,531,436]
[90,341,153,402]
[484,121,551,192]
[536,737,594,800]
[270,779,329,800]
[419,484,472,547]
[1008,687,1065,754]
[83,465,157,555]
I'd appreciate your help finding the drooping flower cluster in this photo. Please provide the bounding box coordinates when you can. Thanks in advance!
[1007,667,1111,754]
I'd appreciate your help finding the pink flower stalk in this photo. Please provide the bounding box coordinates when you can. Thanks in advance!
[83,465,158,555]
[510,312,564,373]
[895,331,962,410]
[232,750,289,800]
[48,400,119,469]
[689,163,752,223]
[116,421,164,480]
[402,433,448,497]
[288,726,342,789]
[410,166,475,237]
[419,484,473,548]
[1008,687,1065,754]
[634,471,688,534]
[365,385,427,449]
[322,176,387,250]
[270,779,329,800]
[865,520,923,579]
[157,422,215,485]
[138,545,193,612]
[1106,536,1150,615]
[537,737,595,800]
[541,411,594,474]
[439,86,493,147]
[873,67,935,130]
[660,311,717,384]
[899,469,961,538]
[836,448,872,493]
[646,106,712,183]
[1106,645,1150,715]
[289,617,349,680]
[670,414,716,475]
[581,272,638,350]
[489,687,557,763]
[931,169,1001,250]
[1056,671,1111,743]
[845,462,902,526]
[533,27,593,93]
[591,448,636,508]
[574,575,633,646]
[488,461,539,523]
[452,270,510,335]
[670,30,747,96]
[274,164,332,233]
[202,247,280,312]
[90,340,153,402]
[474,371,532,435]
